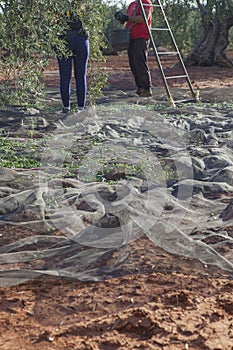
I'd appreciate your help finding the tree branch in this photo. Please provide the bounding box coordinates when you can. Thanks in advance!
[195,0,206,17]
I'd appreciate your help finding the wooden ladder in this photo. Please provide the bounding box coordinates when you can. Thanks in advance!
[139,0,200,106]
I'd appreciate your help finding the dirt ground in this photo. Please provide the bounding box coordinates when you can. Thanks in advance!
[0,52,233,350]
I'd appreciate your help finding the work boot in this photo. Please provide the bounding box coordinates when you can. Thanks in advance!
[136,87,143,96]
[139,88,153,97]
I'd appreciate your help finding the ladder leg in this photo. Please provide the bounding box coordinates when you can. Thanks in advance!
[157,0,197,100]
[138,0,200,105]
[138,0,174,104]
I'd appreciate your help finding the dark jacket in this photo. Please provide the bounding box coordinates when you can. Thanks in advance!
[65,11,89,40]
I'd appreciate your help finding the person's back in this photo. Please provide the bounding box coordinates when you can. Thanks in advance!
[65,10,88,40]
[56,8,90,113]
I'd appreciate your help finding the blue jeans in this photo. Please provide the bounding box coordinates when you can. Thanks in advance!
[57,35,89,109]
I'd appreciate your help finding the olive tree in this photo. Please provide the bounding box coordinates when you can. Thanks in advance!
[187,0,233,66]
[154,0,233,66]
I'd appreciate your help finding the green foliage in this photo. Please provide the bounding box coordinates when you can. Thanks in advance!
[204,0,233,21]
[0,137,41,168]
[153,0,203,54]
[0,0,108,106]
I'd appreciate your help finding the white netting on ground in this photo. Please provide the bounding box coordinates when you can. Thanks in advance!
[0,105,232,286]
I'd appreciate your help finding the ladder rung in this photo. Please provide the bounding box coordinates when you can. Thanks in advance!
[174,99,197,104]
[144,4,161,7]
[158,51,178,55]
[151,27,169,31]
[138,0,198,106]
[165,75,188,80]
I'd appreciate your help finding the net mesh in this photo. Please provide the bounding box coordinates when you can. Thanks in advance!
[0,105,232,286]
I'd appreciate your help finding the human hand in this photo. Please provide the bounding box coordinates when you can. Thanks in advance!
[114,11,129,24]
[114,10,122,20]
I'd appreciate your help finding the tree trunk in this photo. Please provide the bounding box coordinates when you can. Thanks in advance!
[186,17,233,67]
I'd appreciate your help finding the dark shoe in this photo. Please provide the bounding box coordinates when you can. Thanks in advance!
[62,107,71,114]
[139,88,153,97]
[136,87,143,96]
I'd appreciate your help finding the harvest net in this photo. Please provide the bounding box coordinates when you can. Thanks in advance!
[0,105,232,286]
